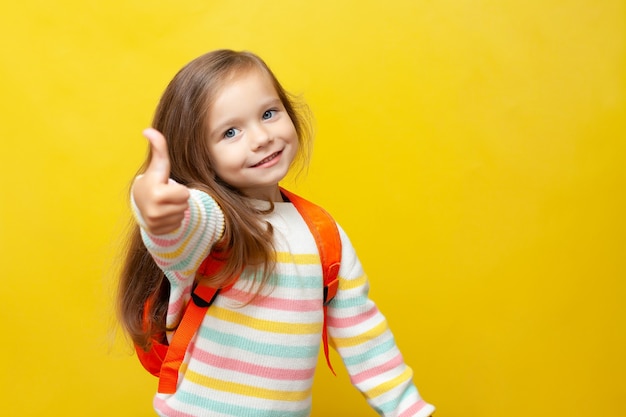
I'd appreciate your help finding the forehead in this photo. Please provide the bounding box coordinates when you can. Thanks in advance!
[215,68,278,104]
[207,68,281,125]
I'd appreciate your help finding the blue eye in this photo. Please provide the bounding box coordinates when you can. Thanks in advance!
[262,110,277,120]
[224,128,240,139]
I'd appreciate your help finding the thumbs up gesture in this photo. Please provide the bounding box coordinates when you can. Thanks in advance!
[132,128,190,235]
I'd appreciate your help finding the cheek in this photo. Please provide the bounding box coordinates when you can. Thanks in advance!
[284,121,298,142]
[208,145,230,171]
[290,125,300,148]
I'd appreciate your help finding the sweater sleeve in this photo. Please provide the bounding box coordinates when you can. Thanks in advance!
[327,226,435,417]
[131,187,225,328]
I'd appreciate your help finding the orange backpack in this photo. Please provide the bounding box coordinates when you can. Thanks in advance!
[135,188,342,394]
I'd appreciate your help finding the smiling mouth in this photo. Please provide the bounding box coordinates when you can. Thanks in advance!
[251,151,281,167]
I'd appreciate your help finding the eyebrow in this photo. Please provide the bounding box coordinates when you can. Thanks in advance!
[209,117,239,139]
[260,97,283,109]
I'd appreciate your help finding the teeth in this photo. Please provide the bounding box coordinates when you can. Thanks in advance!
[255,153,277,166]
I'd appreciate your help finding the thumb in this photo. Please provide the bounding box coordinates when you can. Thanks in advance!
[143,128,171,184]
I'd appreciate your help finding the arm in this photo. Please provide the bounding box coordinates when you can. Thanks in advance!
[327,226,435,417]
[131,129,225,326]
[132,128,225,275]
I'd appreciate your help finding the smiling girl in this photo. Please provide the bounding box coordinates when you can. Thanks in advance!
[118,49,435,417]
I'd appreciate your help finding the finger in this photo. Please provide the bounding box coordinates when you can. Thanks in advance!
[143,128,171,184]
[165,181,191,204]
[144,200,189,219]
[150,179,190,205]
[144,209,188,235]
[142,200,187,224]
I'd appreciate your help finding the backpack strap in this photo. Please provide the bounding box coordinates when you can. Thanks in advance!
[280,187,342,375]
[157,286,218,393]
[156,255,228,394]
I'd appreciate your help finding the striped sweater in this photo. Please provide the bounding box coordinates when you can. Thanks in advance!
[135,189,435,417]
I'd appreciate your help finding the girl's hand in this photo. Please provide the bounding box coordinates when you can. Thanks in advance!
[132,128,190,235]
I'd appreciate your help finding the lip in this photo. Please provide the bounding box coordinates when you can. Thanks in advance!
[251,150,283,168]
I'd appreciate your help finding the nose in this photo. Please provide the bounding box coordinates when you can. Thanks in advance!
[249,123,272,150]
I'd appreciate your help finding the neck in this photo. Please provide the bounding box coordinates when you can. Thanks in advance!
[241,185,283,202]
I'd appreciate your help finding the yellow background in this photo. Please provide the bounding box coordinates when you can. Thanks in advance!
[1,1,624,416]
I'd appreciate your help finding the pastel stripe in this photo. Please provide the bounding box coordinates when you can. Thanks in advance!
[331,295,372,309]
[153,397,198,417]
[339,273,368,290]
[207,306,321,334]
[148,207,191,247]
[330,305,379,328]
[376,384,419,414]
[254,273,322,289]
[149,214,203,260]
[363,367,413,400]
[184,369,310,401]
[157,392,311,417]
[343,338,398,367]
[398,399,428,417]
[223,288,321,312]
[351,353,405,384]
[331,320,389,348]
[166,294,186,316]
[275,251,319,265]
[191,348,315,381]
[197,327,319,359]
[150,232,186,247]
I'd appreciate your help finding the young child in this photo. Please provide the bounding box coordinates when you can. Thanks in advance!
[118,49,435,417]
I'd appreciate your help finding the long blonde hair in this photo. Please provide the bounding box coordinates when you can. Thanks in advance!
[117,50,313,350]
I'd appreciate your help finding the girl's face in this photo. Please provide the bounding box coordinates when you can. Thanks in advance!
[206,69,299,201]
